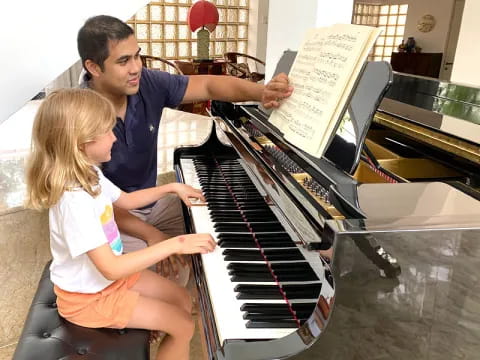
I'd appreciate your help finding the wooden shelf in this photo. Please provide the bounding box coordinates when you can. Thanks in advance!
[390,52,443,78]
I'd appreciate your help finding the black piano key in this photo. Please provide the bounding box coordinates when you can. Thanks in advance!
[228,262,319,282]
[210,209,274,215]
[212,215,276,223]
[208,204,269,211]
[214,222,285,233]
[230,273,318,282]
[217,232,297,248]
[235,284,322,299]
[229,268,318,278]
[208,200,268,207]
[228,262,313,272]
[218,238,296,246]
[229,268,315,277]
[205,194,264,201]
[222,248,304,261]
[217,232,295,242]
[202,184,257,190]
[200,179,254,184]
[246,320,304,328]
[218,240,295,248]
[243,312,312,320]
[199,181,255,186]
[230,273,274,282]
[200,183,256,187]
[210,210,276,222]
[240,303,316,313]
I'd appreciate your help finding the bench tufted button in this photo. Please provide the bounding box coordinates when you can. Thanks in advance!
[51,302,57,308]
[42,332,51,338]
[77,348,88,355]
[118,329,126,335]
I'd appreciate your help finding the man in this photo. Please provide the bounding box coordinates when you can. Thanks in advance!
[77,15,293,283]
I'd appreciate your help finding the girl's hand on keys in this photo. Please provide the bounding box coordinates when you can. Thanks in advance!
[172,234,216,255]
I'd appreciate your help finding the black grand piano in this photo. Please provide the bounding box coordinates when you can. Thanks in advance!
[174,59,480,359]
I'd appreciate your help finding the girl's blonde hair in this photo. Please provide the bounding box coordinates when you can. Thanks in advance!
[25,88,116,210]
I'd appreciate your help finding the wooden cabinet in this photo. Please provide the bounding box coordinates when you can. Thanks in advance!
[174,60,227,115]
[174,60,226,76]
[390,52,443,78]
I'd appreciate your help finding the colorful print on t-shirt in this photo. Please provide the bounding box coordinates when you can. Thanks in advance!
[100,205,123,255]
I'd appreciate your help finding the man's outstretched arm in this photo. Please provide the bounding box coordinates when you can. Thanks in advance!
[181,73,293,109]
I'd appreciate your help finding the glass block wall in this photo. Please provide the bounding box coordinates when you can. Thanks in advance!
[128,0,249,71]
[352,3,408,62]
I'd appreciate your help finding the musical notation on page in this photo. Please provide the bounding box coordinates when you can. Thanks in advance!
[269,24,382,158]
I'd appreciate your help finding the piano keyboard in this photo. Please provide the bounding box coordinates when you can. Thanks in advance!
[180,156,330,345]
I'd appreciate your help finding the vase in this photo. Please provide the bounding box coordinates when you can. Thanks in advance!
[405,37,416,53]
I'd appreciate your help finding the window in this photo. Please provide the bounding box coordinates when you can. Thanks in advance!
[127,0,249,72]
[352,3,408,62]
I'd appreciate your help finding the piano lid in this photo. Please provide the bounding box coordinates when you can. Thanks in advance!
[0,1,148,125]
[379,72,480,145]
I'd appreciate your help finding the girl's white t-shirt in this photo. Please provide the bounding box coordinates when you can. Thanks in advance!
[49,167,123,293]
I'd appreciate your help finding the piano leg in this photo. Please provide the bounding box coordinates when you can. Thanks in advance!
[352,234,401,278]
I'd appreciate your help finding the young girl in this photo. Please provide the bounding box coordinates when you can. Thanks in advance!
[25,88,215,360]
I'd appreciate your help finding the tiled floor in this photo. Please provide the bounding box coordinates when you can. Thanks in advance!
[0,208,51,358]
[0,107,213,359]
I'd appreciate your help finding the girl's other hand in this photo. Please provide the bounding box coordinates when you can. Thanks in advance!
[171,183,205,206]
[172,234,216,255]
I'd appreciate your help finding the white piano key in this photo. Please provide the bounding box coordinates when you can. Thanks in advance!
[190,206,322,344]
[183,159,331,344]
[180,158,201,189]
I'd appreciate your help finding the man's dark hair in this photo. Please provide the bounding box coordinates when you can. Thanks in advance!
[77,15,134,74]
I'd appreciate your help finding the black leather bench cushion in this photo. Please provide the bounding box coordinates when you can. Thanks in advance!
[13,262,149,360]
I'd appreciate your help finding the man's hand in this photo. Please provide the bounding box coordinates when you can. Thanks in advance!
[262,73,293,109]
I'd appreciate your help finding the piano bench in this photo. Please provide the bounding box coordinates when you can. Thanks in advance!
[13,262,150,360]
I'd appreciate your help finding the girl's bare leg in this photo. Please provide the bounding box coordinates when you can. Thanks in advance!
[131,269,192,313]
[127,296,194,360]
[127,270,195,359]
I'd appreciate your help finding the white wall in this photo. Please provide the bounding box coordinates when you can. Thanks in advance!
[248,0,268,61]
[0,1,148,125]
[400,0,454,53]
[354,0,454,53]
[451,0,480,85]
[316,0,354,27]
[265,0,354,81]
[265,0,318,81]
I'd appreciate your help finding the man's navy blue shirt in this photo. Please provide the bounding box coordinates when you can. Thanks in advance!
[101,68,188,193]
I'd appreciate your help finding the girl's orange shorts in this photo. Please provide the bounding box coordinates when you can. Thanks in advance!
[53,272,141,329]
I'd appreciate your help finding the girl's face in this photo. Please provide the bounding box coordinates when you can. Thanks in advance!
[83,129,117,165]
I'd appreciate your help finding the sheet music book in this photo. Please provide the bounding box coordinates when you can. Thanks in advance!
[269,24,382,158]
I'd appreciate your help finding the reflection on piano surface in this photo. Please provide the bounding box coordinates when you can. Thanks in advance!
[175,65,480,359]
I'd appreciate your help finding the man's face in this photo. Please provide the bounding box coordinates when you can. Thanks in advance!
[97,35,142,96]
